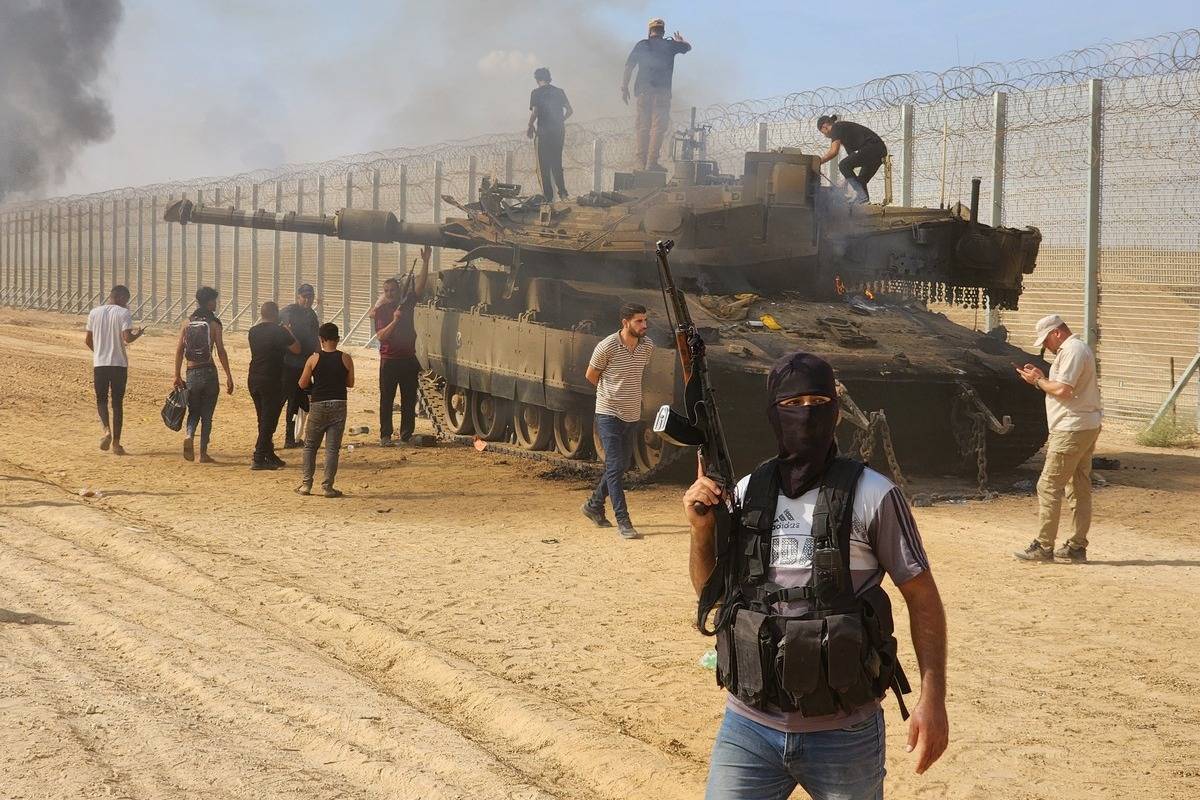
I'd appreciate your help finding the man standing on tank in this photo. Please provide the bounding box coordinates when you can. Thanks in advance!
[582,302,654,540]
[372,245,431,447]
[527,67,573,202]
[622,19,691,171]
[279,283,320,448]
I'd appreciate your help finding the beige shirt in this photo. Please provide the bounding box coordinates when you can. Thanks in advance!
[589,332,654,423]
[1046,335,1103,432]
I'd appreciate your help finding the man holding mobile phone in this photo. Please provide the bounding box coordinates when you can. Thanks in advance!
[85,285,144,456]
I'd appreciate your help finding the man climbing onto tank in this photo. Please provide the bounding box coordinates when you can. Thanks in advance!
[582,302,654,540]
[622,18,691,172]
[682,352,949,798]
[527,67,573,202]
[371,245,431,447]
[817,114,887,204]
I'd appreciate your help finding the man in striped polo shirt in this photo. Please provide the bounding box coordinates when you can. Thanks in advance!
[582,302,654,539]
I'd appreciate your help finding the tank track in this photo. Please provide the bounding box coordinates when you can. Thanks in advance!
[415,371,689,485]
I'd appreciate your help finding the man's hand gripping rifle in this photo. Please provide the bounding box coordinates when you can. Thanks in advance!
[650,240,739,635]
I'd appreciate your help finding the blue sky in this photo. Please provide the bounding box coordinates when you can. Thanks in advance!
[60,0,1198,195]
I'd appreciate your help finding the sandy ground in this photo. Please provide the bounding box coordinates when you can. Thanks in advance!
[0,306,1197,800]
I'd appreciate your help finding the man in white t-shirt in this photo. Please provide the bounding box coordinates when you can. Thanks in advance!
[85,286,144,455]
[683,352,949,798]
[1015,315,1104,563]
[582,302,654,539]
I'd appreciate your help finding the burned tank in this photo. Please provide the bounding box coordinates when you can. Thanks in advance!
[165,137,1047,485]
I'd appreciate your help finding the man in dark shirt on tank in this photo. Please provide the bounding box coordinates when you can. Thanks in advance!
[247,301,301,470]
[279,283,320,448]
[371,245,430,447]
[622,18,691,171]
[527,67,573,202]
[818,114,888,203]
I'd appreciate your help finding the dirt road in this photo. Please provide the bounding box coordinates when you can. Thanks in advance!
[1,308,1197,799]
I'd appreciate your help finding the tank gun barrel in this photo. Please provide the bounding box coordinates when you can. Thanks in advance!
[163,198,447,247]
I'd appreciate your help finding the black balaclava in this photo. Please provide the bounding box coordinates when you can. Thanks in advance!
[766,352,839,498]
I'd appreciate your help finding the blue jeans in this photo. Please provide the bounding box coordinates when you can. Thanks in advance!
[587,414,638,524]
[185,365,220,452]
[706,708,886,800]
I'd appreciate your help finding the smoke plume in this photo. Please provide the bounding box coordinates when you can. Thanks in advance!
[0,0,123,202]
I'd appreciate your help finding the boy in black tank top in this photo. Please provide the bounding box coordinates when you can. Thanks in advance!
[297,323,355,497]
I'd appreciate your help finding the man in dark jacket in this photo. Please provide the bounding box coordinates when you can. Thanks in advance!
[279,283,320,448]
[247,301,300,469]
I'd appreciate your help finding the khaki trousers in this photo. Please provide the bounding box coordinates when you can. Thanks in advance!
[1036,427,1101,550]
[635,90,672,169]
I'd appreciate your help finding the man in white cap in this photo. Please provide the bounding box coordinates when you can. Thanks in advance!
[1013,315,1103,562]
[621,18,691,171]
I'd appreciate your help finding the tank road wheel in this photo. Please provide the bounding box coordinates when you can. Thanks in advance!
[471,393,512,442]
[632,422,672,473]
[443,384,474,435]
[553,409,593,460]
[512,402,554,451]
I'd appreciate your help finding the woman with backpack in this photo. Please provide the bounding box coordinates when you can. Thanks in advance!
[173,286,235,463]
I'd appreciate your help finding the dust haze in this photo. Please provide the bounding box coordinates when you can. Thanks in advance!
[0,0,123,202]
[52,2,739,196]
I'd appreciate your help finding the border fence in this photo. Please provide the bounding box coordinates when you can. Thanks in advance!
[1,29,1198,425]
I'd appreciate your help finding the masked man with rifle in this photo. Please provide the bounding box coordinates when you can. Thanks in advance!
[645,238,947,797]
[372,245,431,446]
[681,352,950,798]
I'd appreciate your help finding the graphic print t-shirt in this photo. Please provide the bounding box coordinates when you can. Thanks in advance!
[726,466,929,733]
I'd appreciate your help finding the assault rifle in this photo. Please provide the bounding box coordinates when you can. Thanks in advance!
[650,239,739,635]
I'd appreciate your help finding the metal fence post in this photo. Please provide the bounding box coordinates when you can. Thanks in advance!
[295,179,304,293]
[212,188,222,296]
[273,181,283,308]
[1083,78,1102,349]
[900,104,914,207]
[231,186,240,325]
[135,198,144,316]
[38,209,45,308]
[433,160,443,270]
[123,197,131,288]
[1,213,7,303]
[370,168,380,290]
[398,164,408,271]
[468,156,478,203]
[98,202,106,303]
[111,198,118,291]
[166,195,175,321]
[250,184,259,323]
[194,189,203,291]
[315,176,325,317]
[757,121,768,151]
[986,92,1007,331]
[150,197,158,320]
[504,150,514,185]
[592,140,603,193]
[179,191,188,314]
[343,171,353,331]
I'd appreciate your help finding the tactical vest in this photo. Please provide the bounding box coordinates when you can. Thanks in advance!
[711,457,912,718]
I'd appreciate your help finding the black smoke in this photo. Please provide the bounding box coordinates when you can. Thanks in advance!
[0,0,123,202]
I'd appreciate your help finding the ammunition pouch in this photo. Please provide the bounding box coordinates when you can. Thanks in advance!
[716,586,901,716]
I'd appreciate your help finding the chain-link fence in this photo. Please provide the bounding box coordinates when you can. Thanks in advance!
[2,29,1198,423]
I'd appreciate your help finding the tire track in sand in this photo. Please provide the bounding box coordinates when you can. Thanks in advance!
[0,466,706,799]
